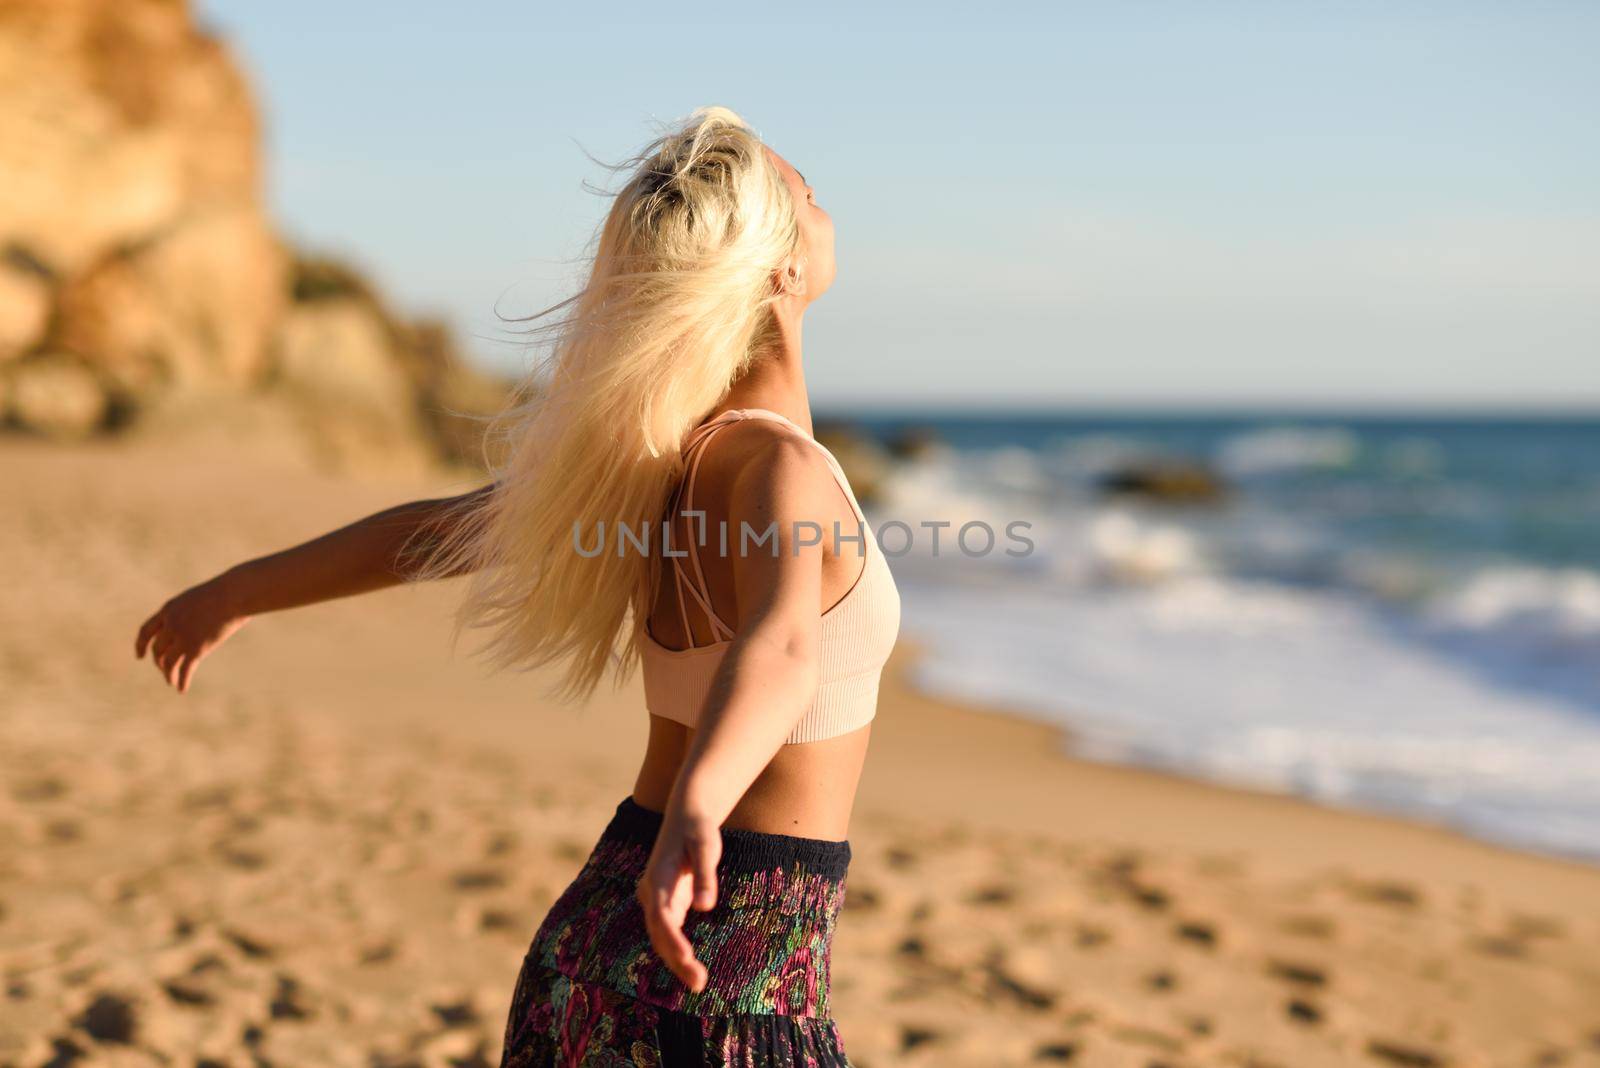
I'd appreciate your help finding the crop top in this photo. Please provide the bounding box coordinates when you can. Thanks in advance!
[635,408,901,743]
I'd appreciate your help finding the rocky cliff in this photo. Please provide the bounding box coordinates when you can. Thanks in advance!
[0,0,511,473]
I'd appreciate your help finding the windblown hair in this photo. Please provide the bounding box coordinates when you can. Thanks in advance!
[404,106,801,701]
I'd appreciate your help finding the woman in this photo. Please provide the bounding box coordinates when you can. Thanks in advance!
[133,106,899,1066]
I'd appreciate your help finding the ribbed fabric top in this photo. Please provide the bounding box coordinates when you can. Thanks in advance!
[637,408,901,744]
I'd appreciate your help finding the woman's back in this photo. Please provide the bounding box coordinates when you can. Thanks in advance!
[630,407,900,839]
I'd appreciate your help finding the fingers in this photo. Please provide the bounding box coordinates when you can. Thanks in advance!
[638,872,709,993]
[649,898,702,987]
[147,632,184,692]
[149,634,171,676]
[161,648,185,690]
[690,832,721,912]
[135,611,163,658]
[177,652,200,694]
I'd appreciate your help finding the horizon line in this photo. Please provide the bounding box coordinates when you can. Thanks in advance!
[811,398,1600,420]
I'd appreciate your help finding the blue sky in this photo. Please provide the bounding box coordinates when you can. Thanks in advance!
[197,1,1599,409]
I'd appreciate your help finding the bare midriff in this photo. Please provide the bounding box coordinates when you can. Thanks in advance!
[631,715,871,841]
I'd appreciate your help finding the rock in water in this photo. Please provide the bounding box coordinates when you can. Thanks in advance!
[1097,460,1228,505]
[814,421,892,508]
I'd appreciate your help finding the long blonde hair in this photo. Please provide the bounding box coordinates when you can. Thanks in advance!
[406,106,801,701]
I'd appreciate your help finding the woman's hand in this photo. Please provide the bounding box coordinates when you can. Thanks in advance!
[636,805,722,993]
[134,575,250,694]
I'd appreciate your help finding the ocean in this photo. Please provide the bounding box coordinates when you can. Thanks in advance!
[832,411,1600,863]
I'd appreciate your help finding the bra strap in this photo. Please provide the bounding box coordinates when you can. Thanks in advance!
[670,421,737,645]
[662,408,869,647]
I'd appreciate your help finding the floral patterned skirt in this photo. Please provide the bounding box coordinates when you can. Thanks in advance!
[498,796,854,1067]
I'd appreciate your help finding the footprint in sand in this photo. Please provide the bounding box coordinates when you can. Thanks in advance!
[1116,875,1169,910]
[899,1025,944,1053]
[1346,879,1423,909]
[464,905,523,936]
[61,963,102,988]
[895,934,927,960]
[12,776,67,802]
[965,882,1018,907]
[356,938,401,966]
[1469,913,1565,959]
[1173,920,1217,949]
[1265,958,1329,988]
[223,928,274,960]
[1128,883,1171,910]
[161,977,213,1007]
[421,1032,494,1067]
[451,867,508,892]
[1032,1041,1077,1061]
[480,828,519,857]
[1074,923,1111,949]
[92,873,153,907]
[36,1035,86,1068]
[215,843,271,871]
[1505,912,1566,940]
[269,974,312,1020]
[552,838,589,863]
[1143,970,1179,993]
[186,951,230,977]
[885,844,921,871]
[1468,934,1527,959]
[240,1020,267,1052]
[180,783,234,813]
[1107,1024,1184,1055]
[840,884,882,913]
[1286,997,1323,1025]
[43,818,81,843]
[1059,1006,1099,1031]
[74,990,138,1043]
[1366,1038,1446,1067]
[1098,854,1171,910]
[431,996,479,1028]
[1279,912,1338,940]
[982,950,1057,1011]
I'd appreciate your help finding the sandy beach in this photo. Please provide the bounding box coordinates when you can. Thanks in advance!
[3,433,1599,1068]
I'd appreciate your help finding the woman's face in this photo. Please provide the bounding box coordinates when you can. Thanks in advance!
[766,146,836,303]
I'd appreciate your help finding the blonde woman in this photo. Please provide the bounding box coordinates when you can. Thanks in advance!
[134,106,899,1066]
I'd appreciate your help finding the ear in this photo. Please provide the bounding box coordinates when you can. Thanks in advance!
[776,255,806,299]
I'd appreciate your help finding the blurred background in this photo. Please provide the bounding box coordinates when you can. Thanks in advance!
[3,1,1598,1065]
[179,0,1600,856]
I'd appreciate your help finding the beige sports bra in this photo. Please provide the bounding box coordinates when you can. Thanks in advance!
[636,408,901,744]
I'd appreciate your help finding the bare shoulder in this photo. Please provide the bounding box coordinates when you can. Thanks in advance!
[714,420,840,522]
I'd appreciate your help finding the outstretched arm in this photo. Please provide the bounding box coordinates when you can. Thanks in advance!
[134,482,494,693]
[636,435,831,992]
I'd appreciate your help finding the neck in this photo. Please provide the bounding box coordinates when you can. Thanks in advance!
[717,301,813,435]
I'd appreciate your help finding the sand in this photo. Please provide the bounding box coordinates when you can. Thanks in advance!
[2,433,1598,1068]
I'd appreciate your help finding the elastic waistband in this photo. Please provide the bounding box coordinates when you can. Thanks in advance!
[604,796,852,881]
